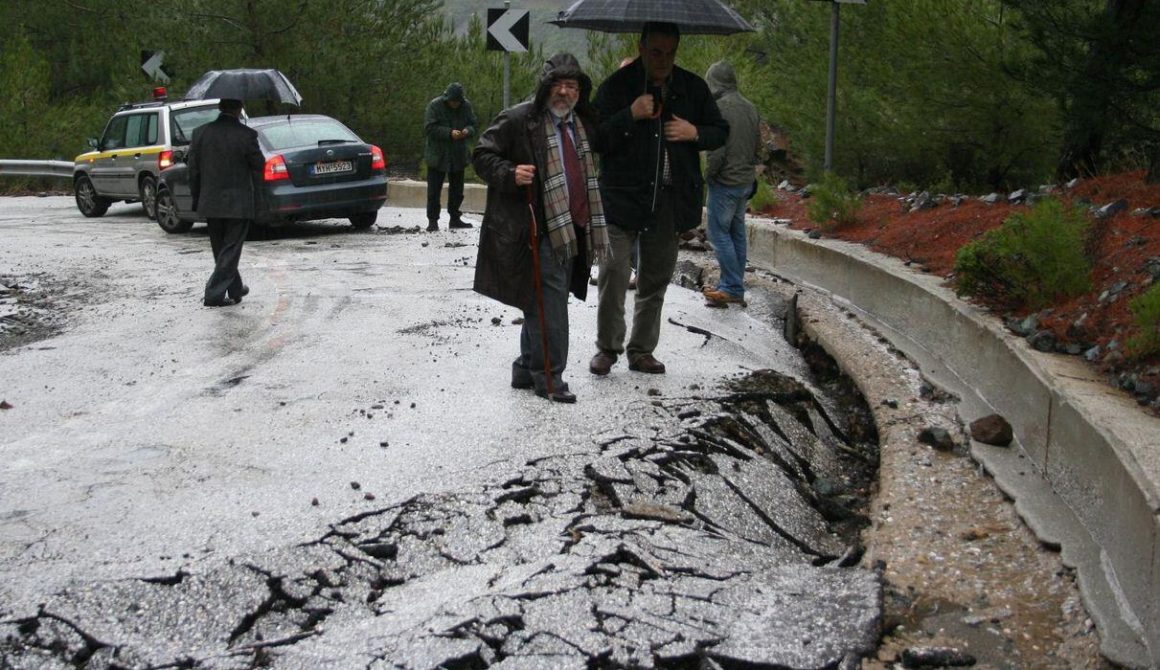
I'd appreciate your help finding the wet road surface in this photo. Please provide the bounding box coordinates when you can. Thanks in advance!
[0,197,879,668]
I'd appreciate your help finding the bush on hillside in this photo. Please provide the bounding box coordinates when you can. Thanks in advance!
[806,172,861,230]
[1128,284,1160,358]
[953,198,1091,310]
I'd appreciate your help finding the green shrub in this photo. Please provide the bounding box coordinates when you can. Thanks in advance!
[1128,284,1160,358]
[953,198,1091,310]
[806,172,861,229]
[749,178,777,212]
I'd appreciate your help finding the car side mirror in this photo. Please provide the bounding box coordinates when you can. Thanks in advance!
[87,138,99,150]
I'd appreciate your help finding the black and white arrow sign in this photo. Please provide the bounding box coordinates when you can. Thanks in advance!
[140,50,171,84]
[486,8,530,53]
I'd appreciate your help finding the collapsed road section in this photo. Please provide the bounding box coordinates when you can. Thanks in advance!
[1,370,882,669]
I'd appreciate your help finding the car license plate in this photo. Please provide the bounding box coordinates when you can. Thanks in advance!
[312,160,353,175]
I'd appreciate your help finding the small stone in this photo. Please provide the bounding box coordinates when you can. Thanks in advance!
[808,230,822,239]
[918,426,955,451]
[1094,199,1128,219]
[251,511,260,517]
[490,317,502,325]
[900,646,976,668]
[1028,330,1056,352]
[0,400,12,410]
[350,481,361,490]
[339,436,348,444]
[363,492,376,501]
[311,498,320,506]
[970,414,1013,447]
[379,441,389,448]
[646,388,661,397]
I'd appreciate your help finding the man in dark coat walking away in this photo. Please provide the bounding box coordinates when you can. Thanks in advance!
[424,82,478,232]
[473,54,611,403]
[188,98,264,307]
[588,22,729,377]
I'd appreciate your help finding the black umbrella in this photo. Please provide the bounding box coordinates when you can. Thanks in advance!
[550,0,755,35]
[184,68,303,105]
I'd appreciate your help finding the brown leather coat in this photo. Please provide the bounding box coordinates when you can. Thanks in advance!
[472,54,596,312]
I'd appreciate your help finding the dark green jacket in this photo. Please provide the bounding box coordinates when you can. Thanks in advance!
[424,83,478,173]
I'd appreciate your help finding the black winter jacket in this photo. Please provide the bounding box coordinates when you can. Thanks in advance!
[594,59,728,233]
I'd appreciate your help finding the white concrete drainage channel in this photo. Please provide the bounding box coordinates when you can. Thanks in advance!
[748,217,1160,668]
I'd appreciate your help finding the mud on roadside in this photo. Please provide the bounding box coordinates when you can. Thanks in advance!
[0,273,91,354]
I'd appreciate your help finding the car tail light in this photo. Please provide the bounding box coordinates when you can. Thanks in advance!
[264,154,290,181]
[371,145,387,171]
[158,150,174,170]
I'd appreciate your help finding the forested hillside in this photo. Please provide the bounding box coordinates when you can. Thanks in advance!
[1,0,1156,190]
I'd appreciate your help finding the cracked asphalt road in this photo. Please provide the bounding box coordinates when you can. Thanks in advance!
[0,197,879,668]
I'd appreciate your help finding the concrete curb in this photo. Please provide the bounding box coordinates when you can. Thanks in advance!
[387,178,487,217]
[747,217,1159,668]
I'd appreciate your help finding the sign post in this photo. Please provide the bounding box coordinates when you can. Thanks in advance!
[487,3,530,109]
[810,0,866,172]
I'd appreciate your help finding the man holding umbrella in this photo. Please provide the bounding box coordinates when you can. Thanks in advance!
[588,21,729,376]
[189,98,264,307]
[473,54,610,403]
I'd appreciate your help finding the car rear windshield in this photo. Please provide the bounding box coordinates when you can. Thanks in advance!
[170,106,220,145]
[258,120,360,151]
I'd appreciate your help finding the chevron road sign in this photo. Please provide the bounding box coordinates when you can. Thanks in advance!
[140,50,172,84]
[486,7,530,52]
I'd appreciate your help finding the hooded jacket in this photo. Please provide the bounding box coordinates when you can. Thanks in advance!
[424,82,478,172]
[593,58,728,232]
[471,54,597,311]
[705,61,761,188]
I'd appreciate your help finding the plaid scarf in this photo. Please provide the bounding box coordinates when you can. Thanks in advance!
[541,113,610,266]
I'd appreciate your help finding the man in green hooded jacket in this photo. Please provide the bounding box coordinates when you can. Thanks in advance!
[424,82,478,232]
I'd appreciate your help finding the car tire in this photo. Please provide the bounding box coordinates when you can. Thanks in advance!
[349,212,377,229]
[155,188,193,234]
[74,176,111,218]
[140,175,158,220]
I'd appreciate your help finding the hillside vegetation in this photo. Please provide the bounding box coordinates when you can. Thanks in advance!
[1,0,1157,190]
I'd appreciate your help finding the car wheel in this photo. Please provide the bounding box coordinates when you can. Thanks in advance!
[74,176,111,218]
[140,175,158,220]
[155,189,193,234]
[349,212,377,229]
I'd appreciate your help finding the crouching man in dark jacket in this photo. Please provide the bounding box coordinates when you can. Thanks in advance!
[588,22,729,377]
[472,53,611,403]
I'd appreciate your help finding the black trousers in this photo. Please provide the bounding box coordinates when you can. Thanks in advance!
[205,217,251,302]
[426,168,464,222]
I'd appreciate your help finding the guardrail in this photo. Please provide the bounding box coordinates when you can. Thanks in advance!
[0,160,74,179]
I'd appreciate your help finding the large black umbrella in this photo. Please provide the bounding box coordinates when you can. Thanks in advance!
[550,0,755,35]
[184,68,303,105]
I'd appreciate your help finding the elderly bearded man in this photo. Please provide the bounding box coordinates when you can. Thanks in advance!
[472,54,611,403]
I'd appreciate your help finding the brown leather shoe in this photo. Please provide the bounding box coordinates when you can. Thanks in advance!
[628,354,666,374]
[589,351,617,376]
[703,289,745,305]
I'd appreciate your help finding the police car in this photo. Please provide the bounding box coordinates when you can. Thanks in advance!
[73,88,220,219]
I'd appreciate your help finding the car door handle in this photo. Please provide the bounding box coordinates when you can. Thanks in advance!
[134,153,143,158]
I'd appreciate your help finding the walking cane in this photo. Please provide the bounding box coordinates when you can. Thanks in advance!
[525,185,555,396]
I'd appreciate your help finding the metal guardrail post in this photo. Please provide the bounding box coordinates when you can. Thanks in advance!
[0,160,75,179]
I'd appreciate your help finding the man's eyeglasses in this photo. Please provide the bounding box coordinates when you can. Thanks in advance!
[553,81,580,92]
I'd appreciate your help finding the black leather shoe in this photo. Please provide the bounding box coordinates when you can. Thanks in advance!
[589,351,617,376]
[449,218,473,229]
[231,285,250,303]
[427,220,439,232]
[536,388,577,403]
[203,297,237,307]
[628,354,666,374]
[511,378,534,390]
